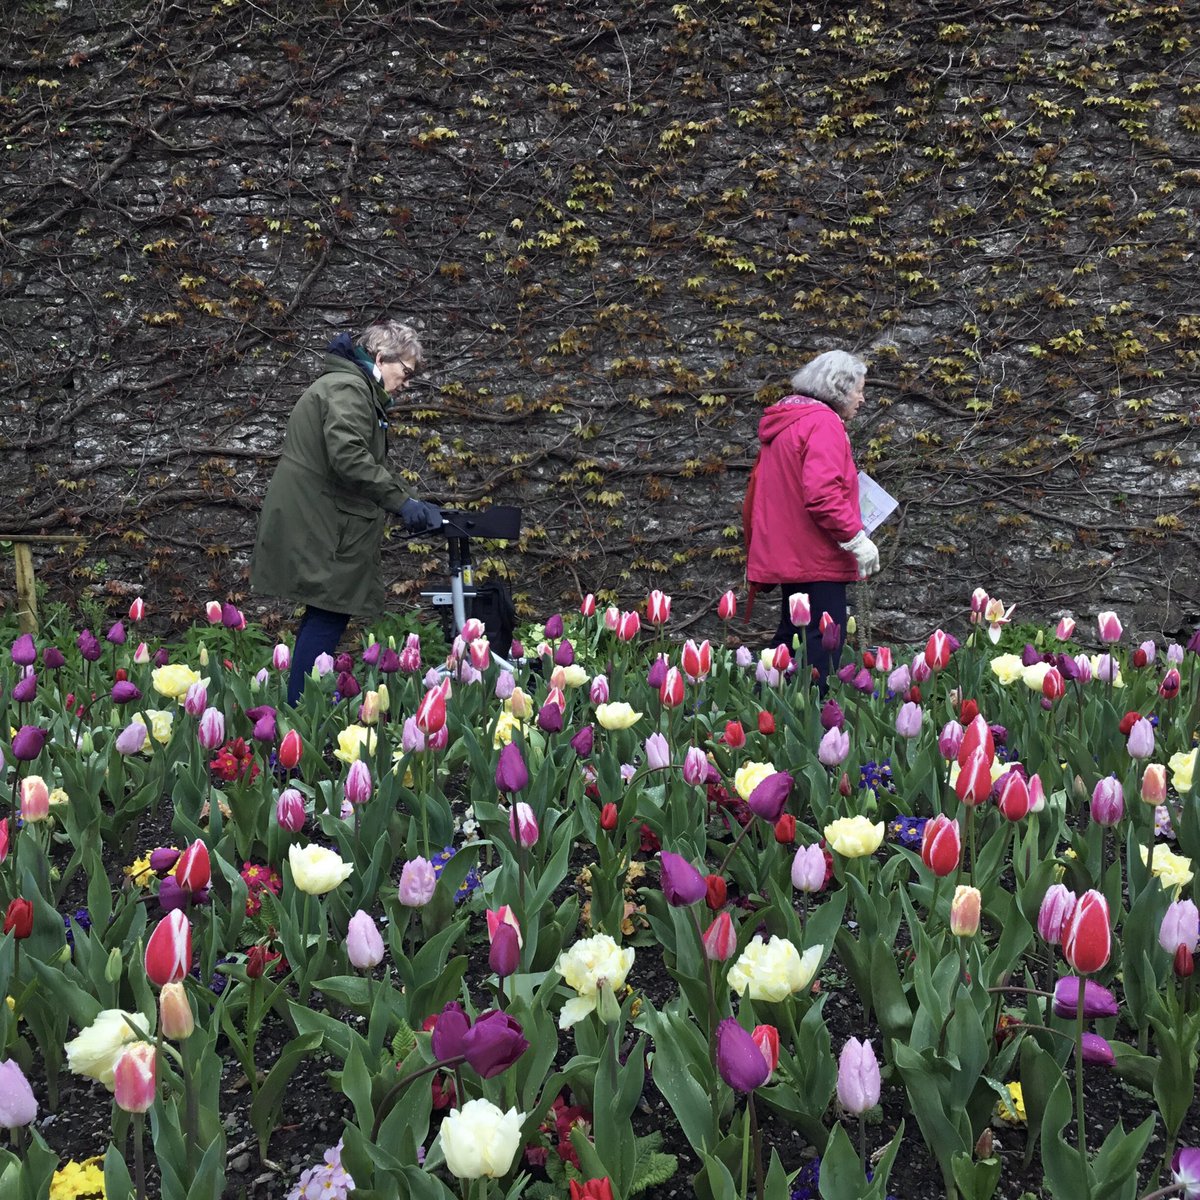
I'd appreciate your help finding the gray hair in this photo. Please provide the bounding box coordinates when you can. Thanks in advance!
[790,350,867,416]
[357,318,424,366]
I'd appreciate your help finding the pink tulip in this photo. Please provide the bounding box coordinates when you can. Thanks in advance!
[644,733,670,770]
[272,643,291,671]
[345,760,373,805]
[616,611,641,641]
[702,911,736,961]
[603,605,620,631]
[510,802,539,848]
[837,1038,880,1114]
[1127,717,1155,760]
[895,702,923,738]
[580,593,596,617]
[717,591,738,620]
[276,789,306,833]
[1160,900,1200,955]
[818,726,850,767]
[791,844,826,892]
[1056,616,1076,640]
[398,857,437,906]
[1142,763,1167,805]
[647,589,672,625]
[183,681,207,716]
[681,639,712,681]
[19,776,50,823]
[788,592,811,626]
[197,707,224,750]
[996,771,1031,821]
[682,745,709,786]
[145,911,192,986]
[113,1043,156,1114]
[1062,889,1111,974]
[0,1060,37,1128]
[1038,883,1076,945]
[1090,777,1124,826]
[590,674,610,705]
[1096,611,1123,643]
[204,600,223,623]
[346,910,385,970]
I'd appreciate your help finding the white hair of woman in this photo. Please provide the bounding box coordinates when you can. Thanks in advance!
[790,350,867,417]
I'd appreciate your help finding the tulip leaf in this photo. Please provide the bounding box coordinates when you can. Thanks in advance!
[1090,1114,1156,1200]
[644,1005,719,1152]
[1037,1075,1089,1197]
[249,1029,323,1160]
[950,1150,1001,1200]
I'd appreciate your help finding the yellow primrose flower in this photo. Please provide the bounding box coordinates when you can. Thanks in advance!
[595,703,643,731]
[734,761,777,802]
[824,815,885,858]
[49,787,69,808]
[1140,843,1194,896]
[49,1156,106,1200]
[989,654,1024,686]
[151,663,202,700]
[995,1082,1025,1125]
[333,724,376,763]
[124,853,155,888]
[1169,748,1197,793]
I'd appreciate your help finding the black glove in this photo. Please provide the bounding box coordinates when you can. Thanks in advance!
[398,498,443,534]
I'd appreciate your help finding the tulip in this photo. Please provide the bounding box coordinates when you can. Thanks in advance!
[957,715,995,766]
[696,910,734,961]
[937,720,964,761]
[837,1037,881,1114]
[346,910,385,970]
[752,1025,780,1075]
[704,874,727,910]
[10,673,36,704]
[787,591,811,626]
[820,618,842,652]
[774,814,796,843]
[681,639,712,680]
[278,729,302,770]
[150,847,181,873]
[1141,762,1168,805]
[537,702,564,734]
[1090,776,1124,826]
[145,910,192,986]
[1176,946,1195,979]
[925,628,951,669]
[175,841,211,891]
[660,851,707,906]
[950,886,981,936]
[791,844,827,892]
[1042,667,1065,701]
[105,679,138,704]
[106,621,126,646]
[495,743,529,794]
[587,672,610,705]
[1038,884,1077,945]
[10,633,36,666]
[639,732,668,771]
[19,775,50,823]
[1052,976,1119,1019]
[955,748,992,807]
[399,857,437,906]
[895,701,923,738]
[723,720,746,748]
[159,982,194,1040]
[197,708,224,750]
[487,918,521,977]
[1127,717,1155,760]
[0,819,8,864]
[566,725,593,758]
[1160,667,1182,699]
[416,687,447,734]
[0,1060,37,1129]
[747,771,793,822]
[1028,773,1047,813]
[599,803,618,831]
[771,643,792,673]
[616,611,641,641]
[3,898,33,940]
[675,745,705,787]
[10,725,47,761]
[1096,611,1123,643]
[603,605,620,631]
[462,1010,529,1078]
[1062,889,1111,974]
[996,771,1032,821]
[818,726,850,767]
[113,1043,156,1113]
[920,815,960,877]
[716,1018,770,1092]
[718,591,738,620]
[246,945,280,980]
[647,589,671,625]
[1159,900,1200,955]
[509,802,539,848]
[182,681,207,716]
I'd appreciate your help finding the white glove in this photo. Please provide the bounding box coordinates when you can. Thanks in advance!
[838,529,880,578]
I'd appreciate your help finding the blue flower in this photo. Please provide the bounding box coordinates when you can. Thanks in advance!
[888,816,928,849]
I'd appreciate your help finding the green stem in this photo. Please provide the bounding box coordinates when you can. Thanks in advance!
[740,1099,751,1200]
[691,908,721,1149]
[750,1093,764,1200]
[1075,981,1088,1175]
[858,1112,868,1185]
[370,1054,467,1141]
[133,1112,147,1200]
[182,1035,199,1176]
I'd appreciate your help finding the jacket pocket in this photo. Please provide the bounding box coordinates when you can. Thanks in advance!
[330,491,381,519]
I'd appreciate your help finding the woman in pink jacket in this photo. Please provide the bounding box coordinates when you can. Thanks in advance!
[744,350,880,690]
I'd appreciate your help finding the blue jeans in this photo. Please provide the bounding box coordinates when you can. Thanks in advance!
[288,605,351,705]
[771,581,848,695]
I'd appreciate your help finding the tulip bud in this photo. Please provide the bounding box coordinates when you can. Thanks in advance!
[774,814,796,844]
[644,732,670,770]
[718,590,738,620]
[159,982,194,1039]
[489,921,521,978]
[597,978,622,1025]
[1062,889,1111,974]
[682,745,709,786]
[1096,611,1123,643]
[145,910,192,986]
[702,911,736,961]
[510,802,539,848]
[1142,763,1167,805]
[704,874,727,910]
[791,844,827,893]
[346,910,385,970]
[3,898,33,940]
[113,1043,156,1113]
[837,1037,881,1114]
[174,841,211,892]
[1090,776,1124,826]
[398,857,437,907]
[716,1018,770,1093]
[660,851,707,906]
[920,815,960,877]
[278,729,302,770]
[1175,944,1195,979]
[950,886,981,936]
[599,802,618,831]
[722,720,746,748]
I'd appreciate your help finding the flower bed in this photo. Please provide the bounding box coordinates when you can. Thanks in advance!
[1,592,1199,1200]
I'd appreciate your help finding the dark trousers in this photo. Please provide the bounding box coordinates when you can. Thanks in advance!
[288,605,351,706]
[770,581,848,694]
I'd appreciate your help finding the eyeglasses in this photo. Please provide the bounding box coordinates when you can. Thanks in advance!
[383,357,420,382]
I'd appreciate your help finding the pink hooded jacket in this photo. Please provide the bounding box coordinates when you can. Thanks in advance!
[744,396,862,585]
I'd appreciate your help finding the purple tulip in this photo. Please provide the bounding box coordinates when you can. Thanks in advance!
[276,790,306,833]
[346,910,384,970]
[812,703,841,735]
[570,726,594,758]
[220,603,243,630]
[1159,900,1200,954]
[1021,643,1041,667]
[494,671,515,700]
[791,844,827,893]
[682,745,708,785]
[1126,717,1155,760]
[430,1002,471,1061]
[836,663,858,686]
[716,1018,770,1093]
[153,647,170,668]
[554,639,575,667]
[337,671,361,700]
[886,664,912,696]
[1052,976,1119,1020]
[11,725,48,761]
[76,629,101,661]
[197,708,225,751]
[544,614,564,639]
[362,642,382,667]
[149,847,181,873]
[246,704,277,743]
[537,703,563,734]
[1056,653,1081,682]
[106,621,126,646]
[115,722,147,755]
[10,634,36,667]
[158,876,209,913]
[646,655,667,689]
[461,1010,529,1078]
[1038,884,1076,945]
[820,621,842,652]
[1090,777,1124,827]
[11,673,36,704]
[837,1037,881,1114]
[42,646,65,669]
[644,732,670,770]
[746,771,793,822]
[660,851,707,906]
[401,717,426,754]
[895,701,923,738]
[1080,1033,1114,1066]
[938,720,964,760]
[111,681,142,704]
[345,760,373,805]
[398,857,437,906]
[1172,1147,1200,1196]
[495,742,529,794]
[379,649,401,673]
[489,923,521,978]
[818,727,850,767]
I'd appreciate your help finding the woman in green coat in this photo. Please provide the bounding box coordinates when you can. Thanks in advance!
[250,318,442,704]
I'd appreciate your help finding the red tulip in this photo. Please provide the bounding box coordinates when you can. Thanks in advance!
[128,597,145,622]
[771,643,792,673]
[955,748,992,807]
[1062,889,1111,975]
[1042,668,1065,701]
[996,772,1032,821]
[659,667,684,708]
[774,814,796,844]
[145,910,192,986]
[416,687,447,735]
[717,591,737,620]
[646,589,672,625]
[920,815,960,877]
[599,803,618,832]
[705,874,727,910]
[174,841,211,892]
[752,1024,780,1074]
[3,897,33,940]
[616,611,641,641]
[681,639,712,680]
[580,593,596,617]
[570,1180,615,1200]
[702,911,736,961]
[924,629,951,670]
[757,711,776,735]
[722,720,746,748]
[278,729,302,770]
[959,698,979,725]
[957,715,995,767]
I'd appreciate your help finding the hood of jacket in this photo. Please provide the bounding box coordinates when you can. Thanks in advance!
[322,334,390,414]
[757,395,834,445]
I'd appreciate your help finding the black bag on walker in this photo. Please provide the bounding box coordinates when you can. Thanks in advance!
[470,580,517,656]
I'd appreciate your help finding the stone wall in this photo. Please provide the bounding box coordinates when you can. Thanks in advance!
[1,0,1197,644]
